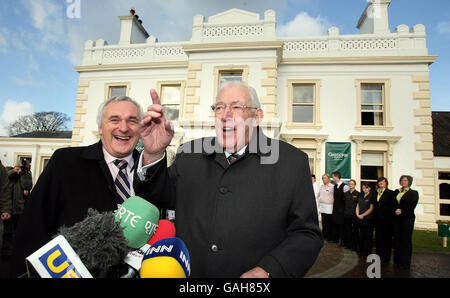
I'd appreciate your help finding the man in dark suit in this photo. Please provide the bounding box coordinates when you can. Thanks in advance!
[11,96,149,277]
[374,177,395,263]
[135,81,323,277]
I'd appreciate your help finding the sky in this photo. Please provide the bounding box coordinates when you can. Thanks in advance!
[0,0,449,136]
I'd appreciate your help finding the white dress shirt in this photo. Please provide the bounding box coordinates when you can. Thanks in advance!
[102,147,136,197]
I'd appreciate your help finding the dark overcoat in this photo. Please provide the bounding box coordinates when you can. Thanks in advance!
[11,141,142,277]
[135,127,323,277]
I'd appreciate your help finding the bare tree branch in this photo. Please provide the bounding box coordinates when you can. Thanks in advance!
[7,112,71,136]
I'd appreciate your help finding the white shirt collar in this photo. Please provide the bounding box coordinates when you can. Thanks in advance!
[224,145,247,158]
[102,147,134,170]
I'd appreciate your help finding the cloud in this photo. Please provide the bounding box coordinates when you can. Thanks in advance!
[436,21,450,35]
[277,11,331,37]
[0,99,34,136]
[21,0,65,50]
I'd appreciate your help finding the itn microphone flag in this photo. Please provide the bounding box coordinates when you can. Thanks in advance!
[140,237,191,278]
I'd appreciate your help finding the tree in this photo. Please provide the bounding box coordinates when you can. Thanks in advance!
[7,111,71,136]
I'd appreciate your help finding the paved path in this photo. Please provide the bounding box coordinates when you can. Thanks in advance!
[306,241,450,278]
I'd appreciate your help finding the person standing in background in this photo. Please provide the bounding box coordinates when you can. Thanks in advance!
[318,174,334,242]
[356,182,375,256]
[331,171,349,245]
[0,160,11,257]
[312,175,320,214]
[342,179,359,251]
[393,175,419,270]
[2,161,32,257]
[374,177,395,263]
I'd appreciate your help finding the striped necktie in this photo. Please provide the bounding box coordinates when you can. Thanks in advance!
[113,159,130,203]
[227,153,240,164]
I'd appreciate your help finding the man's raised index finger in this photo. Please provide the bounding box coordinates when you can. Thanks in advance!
[150,88,161,105]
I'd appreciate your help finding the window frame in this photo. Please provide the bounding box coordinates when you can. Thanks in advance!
[157,80,186,123]
[435,169,450,222]
[105,82,131,100]
[355,79,392,131]
[287,79,322,129]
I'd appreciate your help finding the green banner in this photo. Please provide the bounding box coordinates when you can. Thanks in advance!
[325,142,351,179]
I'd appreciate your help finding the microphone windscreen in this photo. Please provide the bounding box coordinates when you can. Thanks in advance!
[140,237,191,278]
[147,219,176,246]
[115,196,160,248]
[56,208,129,277]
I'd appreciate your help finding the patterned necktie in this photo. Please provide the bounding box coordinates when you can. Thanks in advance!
[227,153,240,164]
[113,159,130,203]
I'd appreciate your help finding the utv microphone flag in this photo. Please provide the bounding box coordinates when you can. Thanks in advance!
[114,196,160,248]
[25,235,93,278]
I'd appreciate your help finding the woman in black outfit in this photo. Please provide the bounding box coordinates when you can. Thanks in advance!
[356,182,375,256]
[343,179,359,250]
[393,175,419,270]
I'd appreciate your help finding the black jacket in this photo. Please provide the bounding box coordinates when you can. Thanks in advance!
[393,188,419,221]
[135,128,323,278]
[11,141,144,277]
[332,183,346,224]
[374,188,395,222]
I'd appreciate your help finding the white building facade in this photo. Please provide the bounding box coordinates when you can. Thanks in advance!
[72,0,439,229]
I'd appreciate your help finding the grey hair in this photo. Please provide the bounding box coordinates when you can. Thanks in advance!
[97,96,143,127]
[399,175,414,187]
[216,80,261,108]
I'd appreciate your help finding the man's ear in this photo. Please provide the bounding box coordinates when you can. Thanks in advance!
[98,125,103,137]
[255,108,264,126]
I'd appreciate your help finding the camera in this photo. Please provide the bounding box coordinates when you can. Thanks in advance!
[20,159,29,172]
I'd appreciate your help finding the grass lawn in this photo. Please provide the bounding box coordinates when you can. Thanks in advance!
[412,229,450,253]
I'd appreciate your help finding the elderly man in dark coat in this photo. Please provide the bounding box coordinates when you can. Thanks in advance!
[135,81,323,278]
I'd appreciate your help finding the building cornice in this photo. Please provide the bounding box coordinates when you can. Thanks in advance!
[281,55,438,65]
[182,41,284,53]
[74,61,189,72]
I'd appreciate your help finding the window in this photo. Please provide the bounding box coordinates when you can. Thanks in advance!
[160,84,182,121]
[355,79,392,131]
[219,71,243,86]
[109,86,127,98]
[437,171,450,217]
[157,81,186,122]
[292,84,314,123]
[287,79,322,128]
[361,84,384,126]
[105,83,130,100]
[360,152,384,190]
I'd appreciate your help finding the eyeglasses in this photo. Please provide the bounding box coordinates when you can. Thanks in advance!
[211,103,259,115]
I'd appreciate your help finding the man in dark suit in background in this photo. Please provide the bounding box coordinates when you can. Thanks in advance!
[135,81,323,277]
[11,96,152,277]
[374,177,395,263]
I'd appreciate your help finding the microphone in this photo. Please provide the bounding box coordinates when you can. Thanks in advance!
[25,208,129,278]
[140,237,191,278]
[120,219,176,278]
[114,196,160,249]
[148,219,176,246]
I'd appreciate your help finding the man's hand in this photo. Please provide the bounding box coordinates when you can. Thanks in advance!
[240,267,269,278]
[140,89,174,165]
[1,212,11,221]
[395,208,402,216]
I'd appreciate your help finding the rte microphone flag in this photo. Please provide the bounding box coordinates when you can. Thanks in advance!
[25,235,93,278]
[115,196,160,248]
[140,237,191,278]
